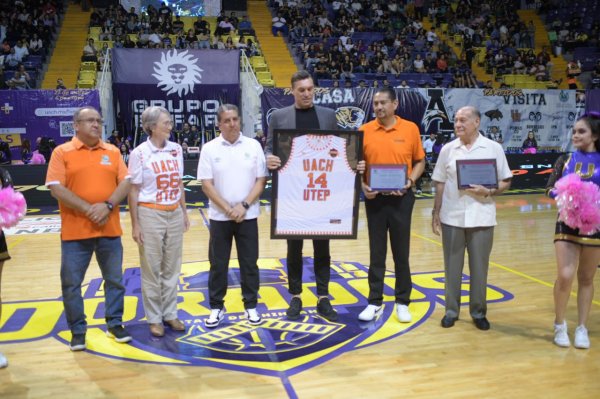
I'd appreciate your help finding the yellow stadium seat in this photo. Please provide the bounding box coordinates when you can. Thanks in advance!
[256,71,275,87]
[250,56,266,66]
[81,62,97,71]
[76,80,95,89]
[253,63,268,72]
[89,27,102,36]
[503,75,517,86]
[79,70,97,82]
[453,34,462,46]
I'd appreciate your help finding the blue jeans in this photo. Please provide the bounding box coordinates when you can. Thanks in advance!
[61,237,125,334]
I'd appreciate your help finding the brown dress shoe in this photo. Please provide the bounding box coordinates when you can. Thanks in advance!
[149,323,165,337]
[164,318,186,331]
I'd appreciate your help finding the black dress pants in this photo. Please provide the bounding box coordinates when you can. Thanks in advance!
[208,219,259,309]
[286,239,331,296]
[364,191,415,306]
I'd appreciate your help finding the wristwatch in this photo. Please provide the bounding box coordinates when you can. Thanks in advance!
[105,201,114,211]
[241,201,250,210]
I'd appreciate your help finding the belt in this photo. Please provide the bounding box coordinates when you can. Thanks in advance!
[139,202,180,212]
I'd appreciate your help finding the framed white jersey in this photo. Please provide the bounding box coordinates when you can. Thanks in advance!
[271,130,363,239]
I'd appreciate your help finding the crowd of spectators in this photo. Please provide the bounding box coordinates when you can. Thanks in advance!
[442,0,560,84]
[543,0,599,52]
[542,0,599,88]
[84,2,260,67]
[0,0,62,89]
[272,0,493,88]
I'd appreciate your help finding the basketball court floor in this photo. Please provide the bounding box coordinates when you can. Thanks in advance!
[1,192,599,398]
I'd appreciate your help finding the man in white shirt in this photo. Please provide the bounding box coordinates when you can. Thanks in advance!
[13,40,28,62]
[197,104,267,328]
[350,0,362,13]
[426,28,438,45]
[431,106,512,331]
[4,48,19,69]
[423,132,436,155]
[271,13,288,36]
[148,29,162,45]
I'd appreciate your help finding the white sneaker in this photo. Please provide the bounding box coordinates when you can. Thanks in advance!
[358,304,383,321]
[554,321,570,348]
[574,325,590,349]
[0,352,7,368]
[396,304,412,323]
[245,308,262,325]
[205,308,226,328]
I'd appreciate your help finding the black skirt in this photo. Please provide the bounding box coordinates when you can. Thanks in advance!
[0,230,10,261]
[554,221,600,246]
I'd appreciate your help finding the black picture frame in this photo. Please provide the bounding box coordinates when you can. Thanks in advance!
[271,129,363,239]
[368,164,408,191]
[456,158,499,189]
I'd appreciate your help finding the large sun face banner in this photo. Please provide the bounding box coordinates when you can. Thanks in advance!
[111,48,240,137]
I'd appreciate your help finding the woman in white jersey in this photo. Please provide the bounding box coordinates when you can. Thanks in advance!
[128,106,189,337]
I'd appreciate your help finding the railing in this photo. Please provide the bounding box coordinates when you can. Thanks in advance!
[98,49,116,138]
[240,51,263,137]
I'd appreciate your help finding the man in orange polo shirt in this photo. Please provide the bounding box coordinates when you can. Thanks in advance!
[46,106,132,351]
[358,88,426,323]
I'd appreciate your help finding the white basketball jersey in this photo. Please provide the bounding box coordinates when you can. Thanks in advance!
[276,135,356,235]
[129,141,184,205]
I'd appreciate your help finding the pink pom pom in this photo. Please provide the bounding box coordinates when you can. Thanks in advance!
[0,187,27,229]
[30,152,46,164]
[523,147,537,154]
[555,173,600,235]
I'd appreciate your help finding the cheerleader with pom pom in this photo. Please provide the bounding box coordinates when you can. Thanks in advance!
[546,112,600,349]
[0,167,27,368]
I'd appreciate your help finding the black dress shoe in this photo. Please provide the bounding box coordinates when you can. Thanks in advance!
[286,297,302,320]
[317,298,338,321]
[473,317,490,331]
[441,315,458,328]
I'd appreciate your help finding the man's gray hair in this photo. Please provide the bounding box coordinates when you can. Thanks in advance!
[217,104,239,122]
[73,106,100,122]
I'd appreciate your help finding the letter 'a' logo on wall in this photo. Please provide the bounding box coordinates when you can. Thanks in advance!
[152,49,203,97]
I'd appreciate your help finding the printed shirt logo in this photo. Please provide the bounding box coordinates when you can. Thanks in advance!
[100,155,111,165]
[0,257,513,377]
[152,50,203,96]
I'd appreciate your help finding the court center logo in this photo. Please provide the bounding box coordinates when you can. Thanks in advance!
[0,258,513,376]
[152,49,203,96]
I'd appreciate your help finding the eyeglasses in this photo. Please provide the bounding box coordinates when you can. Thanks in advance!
[77,118,104,124]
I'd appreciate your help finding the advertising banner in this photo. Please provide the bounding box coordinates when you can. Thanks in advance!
[261,88,583,152]
[112,48,240,141]
[0,90,100,162]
